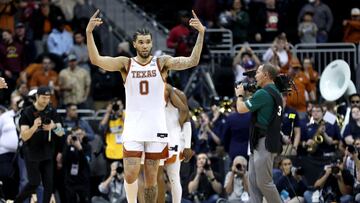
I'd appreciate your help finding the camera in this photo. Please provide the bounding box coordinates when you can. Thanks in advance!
[71,135,78,141]
[112,102,120,112]
[274,74,294,93]
[39,105,53,125]
[348,145,356,154]
[203,160,211,171]
[116,165,123,174]
[331,165,340,175]
[236,163,243,171]
[234,81,258,93]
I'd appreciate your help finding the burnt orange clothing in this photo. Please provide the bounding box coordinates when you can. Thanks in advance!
[17,63,42,87]
[304,66,319,94]
[343,20,360,43]
[286,71,314,113]
[0,3,15,33]
[30,70,59,107]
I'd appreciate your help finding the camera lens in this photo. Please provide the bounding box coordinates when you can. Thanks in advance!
[236,164,242,170]
[112,103,120,111]
[71,135,77,141]
[116,166,123,174]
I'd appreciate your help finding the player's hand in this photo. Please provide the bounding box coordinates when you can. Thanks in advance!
[234,83,244,97]
[183,148,193,162]
[86,9,103,33]
[0,77,7,89]
[189,10,205,34]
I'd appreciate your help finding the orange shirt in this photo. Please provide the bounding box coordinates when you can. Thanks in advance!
[304,66,319,94]
[286,71,314,113]
[30,70,59,107]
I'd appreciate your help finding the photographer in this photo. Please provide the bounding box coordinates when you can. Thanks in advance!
[99,99,125,167]
[303,159,354,203]
[188,153,222,203]
[343,138,360,202]
[91,161,126,203]
[15,86,64,203]
[62,127,92,203]
[276,157,307,203]
[235,63,283,203]
[223,156,249,203]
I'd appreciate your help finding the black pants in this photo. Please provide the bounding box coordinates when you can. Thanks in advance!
[65,185,90,203]
[15,158,53,203]
[0,152,18,200]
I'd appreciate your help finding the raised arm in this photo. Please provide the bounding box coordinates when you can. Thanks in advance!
[86,10,129,72]
[160,10,205,71]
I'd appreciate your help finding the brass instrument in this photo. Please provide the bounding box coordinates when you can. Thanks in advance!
[219,97,233,114]
[190,107,203,122]
[307,120,325,154]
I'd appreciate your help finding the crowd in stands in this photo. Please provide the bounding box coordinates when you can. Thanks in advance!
[0,0,360,203]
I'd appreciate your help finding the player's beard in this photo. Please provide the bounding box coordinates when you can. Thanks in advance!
[137,48,152,59]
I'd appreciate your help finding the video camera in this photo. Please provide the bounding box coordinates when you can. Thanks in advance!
[234,81,258,93]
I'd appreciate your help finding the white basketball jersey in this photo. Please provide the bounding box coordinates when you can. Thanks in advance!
[122,56,168,142]
[165,102,182,151]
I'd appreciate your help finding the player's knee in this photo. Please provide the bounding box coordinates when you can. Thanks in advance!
[124,173,138,183]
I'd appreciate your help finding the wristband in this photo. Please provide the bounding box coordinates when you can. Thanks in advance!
[53,125,64,136]
[183,121,192,148]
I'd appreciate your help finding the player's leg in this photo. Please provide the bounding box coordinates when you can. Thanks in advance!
[123,141,143,203]
[165,156,182,203]
[157,161,166,203]
[143,142,168,203]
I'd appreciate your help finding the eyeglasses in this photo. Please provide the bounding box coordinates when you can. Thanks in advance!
[351,100,360,104]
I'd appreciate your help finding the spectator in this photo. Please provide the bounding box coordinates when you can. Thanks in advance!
[276,157,307,203]
[233,45,260,82]
[194,112,221,154]
[262,34,291,71]
[253,0,285,43]
[167,10,192,57]
[298,11,318,44]
[99,99,125,166]
[223,156,249,203]
[53,0,82,22]
[11,82,29,100]
[47,15,73,58]
[0,0,17,33]
[343,8,360,43]
[302,58,319,97]
[30,0,65,55]
[62,127,92,203]
[91,161,126,203]
[70,31,90,71]
[63,103,95,142]
[297,0,333,43]
[59,54,91,107]
[14,22,37,66]
[286,57,315,119]
[29,55,60,107]
[0,29,25,103]
[188,153,223,203]
[218,0,250,44]
[303,158,354,203]
[343,106,360,145]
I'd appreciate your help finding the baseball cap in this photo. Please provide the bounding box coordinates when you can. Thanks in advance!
[351,8,360,16]
[68,54,77,61]
[37,86,52,96]
[15,22,25,28]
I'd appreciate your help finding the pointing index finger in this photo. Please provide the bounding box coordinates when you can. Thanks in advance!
[192,10,198,19]
[91,9,100,18]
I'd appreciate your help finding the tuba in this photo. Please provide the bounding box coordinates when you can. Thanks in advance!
[307,120,325,154]
[319,60,356,134]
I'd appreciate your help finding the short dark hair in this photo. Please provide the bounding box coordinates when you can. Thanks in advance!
[262,63,279,80]
[132,28,152,42]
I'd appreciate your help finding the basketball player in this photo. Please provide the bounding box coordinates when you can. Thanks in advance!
[163,84,192,203]
[86,9,205,203]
